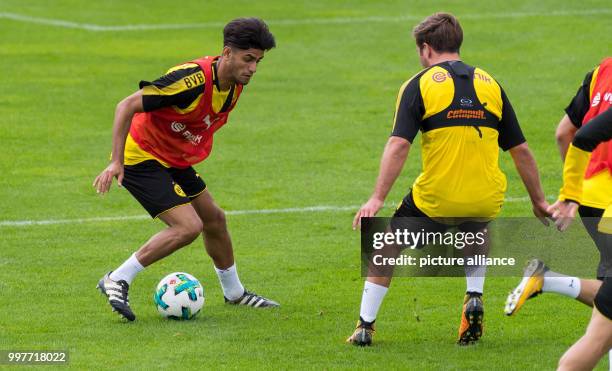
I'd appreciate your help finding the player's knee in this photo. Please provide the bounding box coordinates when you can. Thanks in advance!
[177,218,203,243]
[557,350,591,371]
[202,208,227,233]
[557,351,575,370]
[558,338,607,371]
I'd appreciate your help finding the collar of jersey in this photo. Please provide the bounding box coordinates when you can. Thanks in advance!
[211,60,232,93]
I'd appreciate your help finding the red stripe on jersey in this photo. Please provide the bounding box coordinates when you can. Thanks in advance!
[583,57,612,178]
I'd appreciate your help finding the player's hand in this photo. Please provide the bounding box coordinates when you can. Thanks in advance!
[532,199,553,226]
[352,197,384,230]
[547,200,578,231]
[93,161,124,194]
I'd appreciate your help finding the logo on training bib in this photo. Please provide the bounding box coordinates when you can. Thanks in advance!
[171,121,186,132]
[203,114,221,130]
[592,92,601,107]
[474,72,492,83]
[591,92,612,107]
[173,183,187,197]
[432,72,448,82]
[447,109,486,120]
[460,97,474,107]
[169,121,203,145]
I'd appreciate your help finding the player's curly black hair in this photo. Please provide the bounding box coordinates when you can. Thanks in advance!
[223,17,276,51]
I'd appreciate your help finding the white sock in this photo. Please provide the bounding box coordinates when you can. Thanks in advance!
[215,264,245,301]
[109,253,144,285]
[359,281,388,323]
[465,265,486,294]
[542,271,581,298]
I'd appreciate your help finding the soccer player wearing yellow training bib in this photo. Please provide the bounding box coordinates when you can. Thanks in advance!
[347,13,551,346]
[504,58,612,370]
[93,18,279,322]
[506,59,612,319]
[544,107,612,370]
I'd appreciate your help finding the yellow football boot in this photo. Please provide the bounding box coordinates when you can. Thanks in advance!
[347,318,375,346]
[457,293,484,345]
[504,259,548,316]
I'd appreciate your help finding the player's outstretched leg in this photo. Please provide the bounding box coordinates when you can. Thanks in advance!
[191,190,279,308]
[97,272,136,321]
[457,292,484,345]
[97,205,203,321]
[505,259,587,316]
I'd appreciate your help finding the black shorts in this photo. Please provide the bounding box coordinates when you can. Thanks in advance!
[594,277,612,320]
[391,191,489,249]
[122,160,206,218]
[579,206,612,280]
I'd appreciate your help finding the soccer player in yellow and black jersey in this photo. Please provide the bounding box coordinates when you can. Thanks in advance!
[548,107,612,370]
[347,13,551,346]
[505,59,612,320]
[123,60,239,167]
[93,18,279,322]
[504,59,612,370]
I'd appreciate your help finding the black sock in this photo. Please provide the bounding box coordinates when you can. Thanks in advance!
[359,316,375,326]
[466,291,482,298]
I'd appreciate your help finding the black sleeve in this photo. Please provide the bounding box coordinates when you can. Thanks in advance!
[139,65,205,112]
[497,88,526,151]
[391,78,424,143]
[564,70,594,128]
[573,107,612,152]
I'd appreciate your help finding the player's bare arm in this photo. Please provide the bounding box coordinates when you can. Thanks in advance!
[508,142,552,225]
[352,136,411,229]
[555,114,578,161]
[549,107,612,231]
[93,90,144,194]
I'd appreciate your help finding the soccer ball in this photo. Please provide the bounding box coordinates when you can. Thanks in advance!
[154,272,204,320]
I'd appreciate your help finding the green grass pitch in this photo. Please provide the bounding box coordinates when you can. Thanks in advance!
[1,0,611,369]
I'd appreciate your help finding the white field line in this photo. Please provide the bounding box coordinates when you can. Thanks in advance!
[0,205,360,227]
[0,9,611,32]
[0,195,553,227]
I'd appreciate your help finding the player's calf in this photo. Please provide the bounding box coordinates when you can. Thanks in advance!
[201,208,227,233]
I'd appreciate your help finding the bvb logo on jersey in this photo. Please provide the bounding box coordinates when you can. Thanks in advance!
[173,183,187,197]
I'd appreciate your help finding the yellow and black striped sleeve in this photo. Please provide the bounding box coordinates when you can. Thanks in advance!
[564,68,596,128]
[560,107,612,203]
[497,87,525,151]
[139,63,205,112]
[391,72,426,143]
